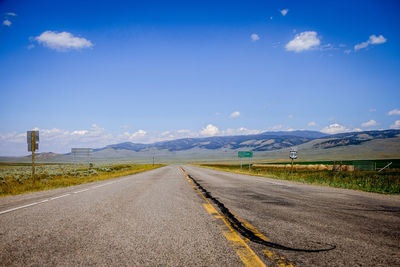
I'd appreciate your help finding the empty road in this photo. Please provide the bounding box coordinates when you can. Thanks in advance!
[1,165,399,266]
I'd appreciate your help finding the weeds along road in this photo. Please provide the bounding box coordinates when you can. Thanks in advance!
[1,166,399,266]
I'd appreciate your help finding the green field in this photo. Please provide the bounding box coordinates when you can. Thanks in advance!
[199,164,400,194]
[0,163,164,197]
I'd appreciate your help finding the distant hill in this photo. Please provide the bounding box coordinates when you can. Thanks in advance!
[96,130,328,153]
[23,152,63,160]
[315,130,399,149]
[1,130,399,163]
[90,129,400,161]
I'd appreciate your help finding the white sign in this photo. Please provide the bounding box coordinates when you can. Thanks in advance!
[289,147,298,159]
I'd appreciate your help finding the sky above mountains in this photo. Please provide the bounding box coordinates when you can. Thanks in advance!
[1,0,400,155]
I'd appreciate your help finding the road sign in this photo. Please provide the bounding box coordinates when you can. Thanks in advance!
[289,147,298,170]
[238,151,253,170]
[28,142,39,152]
[27,131,39,152]
[238,151,253,158]
[27,130,39,179]
[71,148,93,176]
[71,148,93,156]
[289,148,298,159]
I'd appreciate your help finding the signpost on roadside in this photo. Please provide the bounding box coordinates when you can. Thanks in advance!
[238,151,253,170]
[71,148,93,176]
[289,147,298,170]
[27,130,39,179]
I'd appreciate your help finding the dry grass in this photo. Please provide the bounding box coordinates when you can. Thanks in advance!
[0,163,164,197]
[198,164,400,194]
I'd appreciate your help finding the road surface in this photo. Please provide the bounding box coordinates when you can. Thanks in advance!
[1,165,399,266]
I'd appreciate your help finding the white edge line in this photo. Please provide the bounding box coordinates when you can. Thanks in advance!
[92,182,115,188]
[0,202,41,215]
[50,193,70,200]
[73,188,90,194]
[0,180,119,216]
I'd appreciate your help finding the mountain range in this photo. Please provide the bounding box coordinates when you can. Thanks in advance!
[1,129,399,163]
[97,130,328,153]
[97,129,400,153]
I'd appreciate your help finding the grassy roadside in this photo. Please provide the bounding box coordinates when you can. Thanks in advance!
[0,164,164,197]
[197,164,400,194]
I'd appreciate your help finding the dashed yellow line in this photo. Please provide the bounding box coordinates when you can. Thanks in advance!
[180,168,266,267]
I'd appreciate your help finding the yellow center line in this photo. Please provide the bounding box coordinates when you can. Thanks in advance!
[180,167,295,267]
[180,168,266,267]
[229,211,294,266]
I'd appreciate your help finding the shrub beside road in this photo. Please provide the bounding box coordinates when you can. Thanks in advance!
[199,164,400,194]
[0,163,164,197]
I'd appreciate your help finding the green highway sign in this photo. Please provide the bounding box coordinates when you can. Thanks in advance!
[238,151,253,158]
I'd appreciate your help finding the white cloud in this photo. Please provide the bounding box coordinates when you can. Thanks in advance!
[369,108,376,112]
[272,41,281,48]
[320,43,336,51]
[285,31,320,52]
[369,34,386,44]
[71,130,88,136]
[354,34,386,51]
[321,123,351,134]
[251,33,260,41]
[390,120,400,129]
[354,41,369,51]
[229,111,240,118]
[280,9,289,16]
[269,125,283,131]
[308,121,317,127]
[3,19,11,26]
[6,12,17,16]
[160,131,170,136]
[222,127,261,136]
[388,109,400,116]
[118,129,148,142]
[361,120,378,127]
[131,129,147,139]
[177,129,191,134]
[35,31,93,51]
[200,124,220,136]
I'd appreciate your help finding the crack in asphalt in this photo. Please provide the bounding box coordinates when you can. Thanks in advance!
[185,171,336,253]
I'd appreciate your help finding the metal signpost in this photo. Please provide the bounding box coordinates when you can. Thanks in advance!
[289,147,298,170]
[71,148,93,176]
[238,151,253,170]
[27,131,39,179]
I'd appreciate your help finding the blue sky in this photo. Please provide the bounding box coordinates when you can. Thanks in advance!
[1,0,400,155]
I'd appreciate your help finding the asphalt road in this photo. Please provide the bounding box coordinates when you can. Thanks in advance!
[1,165,399,266]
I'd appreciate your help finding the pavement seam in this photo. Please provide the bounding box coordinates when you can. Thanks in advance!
[179,167,266,267]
